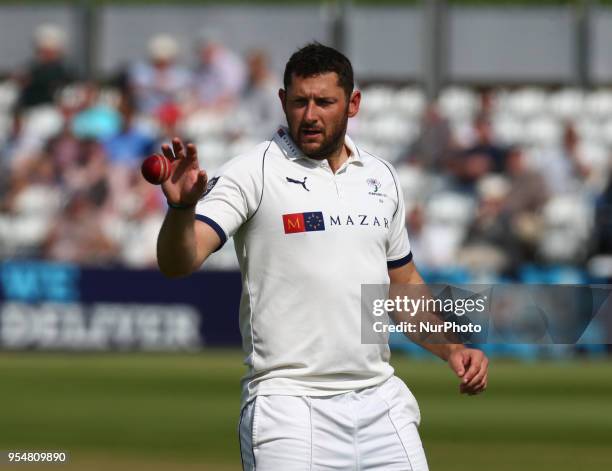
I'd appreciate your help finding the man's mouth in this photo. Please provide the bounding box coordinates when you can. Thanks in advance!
[300,128,323,138]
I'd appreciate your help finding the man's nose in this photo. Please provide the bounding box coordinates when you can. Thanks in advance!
[304,101,317,122]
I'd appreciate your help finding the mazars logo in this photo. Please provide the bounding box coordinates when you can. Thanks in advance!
[329,213,389,228]
[283,211,389,234]
[283,212,325,233]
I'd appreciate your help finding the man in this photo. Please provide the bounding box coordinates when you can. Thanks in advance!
[16,24,74,110]
[156,43,488,471]
[190,30,247,110]
[128,34,192,114]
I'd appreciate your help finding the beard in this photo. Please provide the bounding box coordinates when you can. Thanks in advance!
[287,110,349,160]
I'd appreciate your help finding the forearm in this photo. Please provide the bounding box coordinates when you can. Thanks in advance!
[393,296,466,361]
[388,262,466,361]
[416,341,465,362]
[157,208,200,278]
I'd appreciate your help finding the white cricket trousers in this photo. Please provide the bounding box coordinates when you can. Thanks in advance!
[238,376,429,471]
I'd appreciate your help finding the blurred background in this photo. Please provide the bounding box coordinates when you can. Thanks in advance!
[0,0,611,470]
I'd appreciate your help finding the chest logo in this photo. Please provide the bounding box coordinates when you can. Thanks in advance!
[367,178,381,193]
[282,212,325,234]
[367,177,388,199]
[286,176,310,192]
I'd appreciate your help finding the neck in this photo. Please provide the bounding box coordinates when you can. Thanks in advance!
[326,143,350,174]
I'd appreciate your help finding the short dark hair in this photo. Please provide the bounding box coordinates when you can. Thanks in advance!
[283,42,354,98]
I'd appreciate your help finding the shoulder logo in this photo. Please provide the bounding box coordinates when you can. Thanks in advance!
[203,176,220,197]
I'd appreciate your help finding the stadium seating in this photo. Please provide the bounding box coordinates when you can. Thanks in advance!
[0,80,610,279]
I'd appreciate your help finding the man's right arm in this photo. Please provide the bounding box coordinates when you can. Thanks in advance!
[156,207,221,278]
[153,138,217,278]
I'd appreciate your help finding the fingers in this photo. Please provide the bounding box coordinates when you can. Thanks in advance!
[172,137,186,160]
[448,350,467,378]
[460,373,487,395]
[458,350,488,395]
[461,351,485,385]
[161,137,190,161]
[161,143,175,161]
[186,142,199,163]
[465,358,488,389]
[194,170,208,196]
[461,361,479,386]
[476,375,488,393]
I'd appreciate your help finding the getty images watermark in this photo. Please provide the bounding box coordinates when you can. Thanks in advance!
[371,294,486,334]
[361,284,612,345]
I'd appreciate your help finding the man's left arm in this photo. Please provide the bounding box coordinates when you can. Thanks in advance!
[388,261,489,395]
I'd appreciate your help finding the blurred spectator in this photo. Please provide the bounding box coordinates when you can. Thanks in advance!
[14,24,74,111]
[459,160,549,276]
[190,31,247,110]
[504,147,549,215]
[503,147,549,266]
[62,138,109,202]
[232,49,283,139]
[71,83,121,140]
[2,154,61,215]
[7,105,65,173]
[43,191,118,265]
[407,192,474,270]
[448,147,492,193]
[103,94,155,169]
[128,34,191,114]
[531,123,591,195]
[105,169,165,268]
[405,103,454,171]
[458,176,518,275]
[465,114,507,173]
[447,114,507,193]
[0,156,63,259]
[477,88,496,118]
[101,94,157,208]
[9,24,72,170]
[46,126,81,176]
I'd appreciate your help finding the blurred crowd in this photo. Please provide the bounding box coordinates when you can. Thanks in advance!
[393,89,612,282]
[0,24,611,281]
[0,25,282,268]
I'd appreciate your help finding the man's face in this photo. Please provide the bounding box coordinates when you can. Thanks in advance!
[280,72,360,159]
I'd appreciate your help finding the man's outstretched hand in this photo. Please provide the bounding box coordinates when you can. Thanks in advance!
[161,137,208,207]
[448,348,488,395]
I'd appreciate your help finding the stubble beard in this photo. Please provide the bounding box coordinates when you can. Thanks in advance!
[288,113,349,161]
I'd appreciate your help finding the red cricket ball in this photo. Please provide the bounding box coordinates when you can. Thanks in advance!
[141,154,172,185]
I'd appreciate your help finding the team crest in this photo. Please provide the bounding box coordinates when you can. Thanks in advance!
[367,178,381,193]
[367,177,388,199]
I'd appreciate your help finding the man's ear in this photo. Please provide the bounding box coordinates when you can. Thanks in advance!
[279,89,287,114]
[348,89,361,118]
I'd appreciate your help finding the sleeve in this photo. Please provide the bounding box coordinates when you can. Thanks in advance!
[386,166,413,269]
[195,153,263,249]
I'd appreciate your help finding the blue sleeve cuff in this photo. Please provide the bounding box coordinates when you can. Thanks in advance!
[387,252,413,269]
[195,214,228,252]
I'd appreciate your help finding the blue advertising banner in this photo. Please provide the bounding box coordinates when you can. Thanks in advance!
[0,261,243,350]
